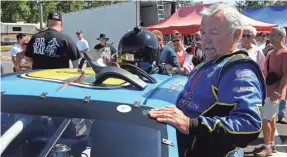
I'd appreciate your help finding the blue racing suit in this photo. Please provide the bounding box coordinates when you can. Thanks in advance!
[176,51,266,157]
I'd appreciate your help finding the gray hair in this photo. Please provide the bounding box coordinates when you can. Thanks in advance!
[273,26,286,37]
[243,25,257,37]
[200,3,245,37]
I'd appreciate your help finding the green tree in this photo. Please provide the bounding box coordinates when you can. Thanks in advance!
[1,1,61,23]
[234,0,287,12]
[85,0,127,9]
[1,1,29,23]
[176,0,203,8]
[56,1,85,13]
[0,0,126,23]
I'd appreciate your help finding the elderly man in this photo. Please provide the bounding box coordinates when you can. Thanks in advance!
[237,25,266,71]
[148,3,266,157]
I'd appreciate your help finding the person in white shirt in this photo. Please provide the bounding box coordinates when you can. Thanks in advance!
[257,32,267,50]
[10,33,26,72]
[76,30,89,71]
[237,26,266,71]
[15,36,31,72]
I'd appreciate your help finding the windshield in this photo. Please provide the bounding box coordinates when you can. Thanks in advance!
[1,95,168,157]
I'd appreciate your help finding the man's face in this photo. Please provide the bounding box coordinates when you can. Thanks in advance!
[76,33,83,39]
[241,30,254,46]
[259,33,267,42]
[269,29,283,45]
[18,37,25,45]
[200,11,236,60]
[99,38,106,45]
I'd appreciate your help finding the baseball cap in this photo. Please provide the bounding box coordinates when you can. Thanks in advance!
[48,10,62,21]
[76,30,83,34]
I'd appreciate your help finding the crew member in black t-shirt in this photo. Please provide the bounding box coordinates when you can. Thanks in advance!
[25,10,81,69]
[94,34,117,62]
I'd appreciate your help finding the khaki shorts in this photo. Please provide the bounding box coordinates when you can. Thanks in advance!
[262,97,280,120]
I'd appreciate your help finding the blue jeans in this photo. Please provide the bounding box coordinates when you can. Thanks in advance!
[278,94,287,119]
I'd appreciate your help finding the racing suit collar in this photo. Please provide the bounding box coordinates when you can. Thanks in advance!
[212,49,247,64]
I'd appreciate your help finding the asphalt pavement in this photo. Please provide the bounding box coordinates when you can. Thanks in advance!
[1,51,286,157]
[244,122,287,157]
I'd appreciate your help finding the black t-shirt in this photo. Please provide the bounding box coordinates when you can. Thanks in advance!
[25,28,81,69]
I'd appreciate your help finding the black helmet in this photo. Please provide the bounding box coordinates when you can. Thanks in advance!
[118,26,160,73]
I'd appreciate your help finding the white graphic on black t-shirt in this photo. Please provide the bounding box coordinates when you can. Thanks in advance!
[33,38,46,55]
[46,38,60,56]
[33,37,60,56]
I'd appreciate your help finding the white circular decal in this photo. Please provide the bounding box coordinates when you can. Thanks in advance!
[117,105,132,113]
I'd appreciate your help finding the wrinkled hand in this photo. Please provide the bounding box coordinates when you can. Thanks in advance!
[148,106,190,134]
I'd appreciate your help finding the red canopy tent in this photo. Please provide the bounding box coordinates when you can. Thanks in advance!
[146,3,277,35]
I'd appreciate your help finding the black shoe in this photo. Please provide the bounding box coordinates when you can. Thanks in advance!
[277,117,287,124]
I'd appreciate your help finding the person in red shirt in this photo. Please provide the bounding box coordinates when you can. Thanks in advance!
[172,34,194,74]
[254,27,287,157]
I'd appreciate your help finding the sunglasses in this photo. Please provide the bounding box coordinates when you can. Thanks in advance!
[242,34,252,38]
[173,40,180,42]
[195,38,201,41]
